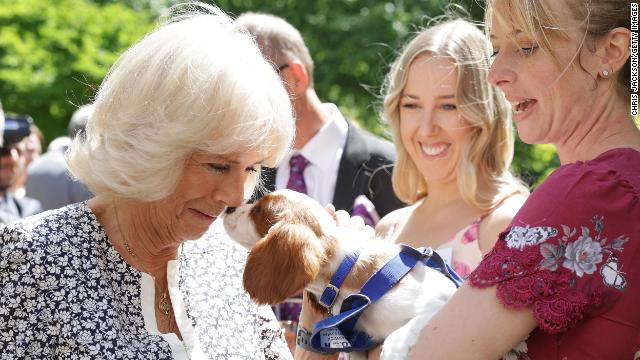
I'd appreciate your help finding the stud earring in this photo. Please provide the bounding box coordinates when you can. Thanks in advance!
[602,69,610,77]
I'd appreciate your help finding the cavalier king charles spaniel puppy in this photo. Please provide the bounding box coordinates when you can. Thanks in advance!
[223,189,457,359]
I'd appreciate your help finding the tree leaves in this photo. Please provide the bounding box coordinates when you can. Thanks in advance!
[0,0,154,144]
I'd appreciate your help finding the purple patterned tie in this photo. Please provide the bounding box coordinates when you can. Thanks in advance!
[286,154,309,194]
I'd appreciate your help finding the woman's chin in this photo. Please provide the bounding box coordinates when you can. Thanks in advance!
[181,223,214,241]
[515,128,543,145]
[182,230,208,242]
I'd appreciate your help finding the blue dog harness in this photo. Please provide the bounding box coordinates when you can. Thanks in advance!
[309,244,463,353]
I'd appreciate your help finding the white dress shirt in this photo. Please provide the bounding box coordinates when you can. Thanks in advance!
[275,103,349,207]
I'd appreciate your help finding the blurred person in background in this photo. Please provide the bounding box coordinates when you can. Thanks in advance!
[0,99,4,144]
[26,104,94,211]
[0,114,43,223]
[235,12,405,226]
[46,136,72,152]
[11,121,43,198]
[24,123,43,165]
[0,98,10,224]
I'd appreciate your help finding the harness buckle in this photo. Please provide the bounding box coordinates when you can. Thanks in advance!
[318,283,340,311]
[400,244,433,261]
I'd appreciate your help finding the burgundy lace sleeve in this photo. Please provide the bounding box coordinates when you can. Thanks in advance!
[469,158,638,334]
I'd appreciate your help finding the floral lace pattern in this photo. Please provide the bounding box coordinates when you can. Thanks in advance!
[0,203,291,359]
[179,221,291,359]
[469,215,628,334]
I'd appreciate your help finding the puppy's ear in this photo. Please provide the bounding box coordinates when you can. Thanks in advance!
[243,222,323,305]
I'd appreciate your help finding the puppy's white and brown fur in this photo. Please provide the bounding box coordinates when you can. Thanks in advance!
[224,189,457,359]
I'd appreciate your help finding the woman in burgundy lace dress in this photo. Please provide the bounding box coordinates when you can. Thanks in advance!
[404,0,639,359]
[296,0,636,359]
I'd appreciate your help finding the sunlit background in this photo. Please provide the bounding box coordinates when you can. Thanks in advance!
[1,0,635,187]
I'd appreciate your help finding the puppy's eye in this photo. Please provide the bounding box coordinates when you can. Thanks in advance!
[251,205,262,214]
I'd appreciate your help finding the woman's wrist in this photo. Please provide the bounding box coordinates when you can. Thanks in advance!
[294,293,339,359]
[295,326,313,351]
[295,298,317,352]
[298,292,326,330]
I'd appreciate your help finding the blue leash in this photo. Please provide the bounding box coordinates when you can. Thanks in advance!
[309,244,463,353]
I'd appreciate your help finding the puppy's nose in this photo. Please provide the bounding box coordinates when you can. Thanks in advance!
[225,207,236,214]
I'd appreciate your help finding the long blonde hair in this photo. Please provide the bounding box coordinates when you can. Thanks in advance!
[486,0,632,107]
[381,19,527,209]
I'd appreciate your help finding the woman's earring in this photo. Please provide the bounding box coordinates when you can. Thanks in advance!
[601,69,610,77]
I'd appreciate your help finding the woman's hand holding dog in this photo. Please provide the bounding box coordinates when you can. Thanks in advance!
[326,204,375,238]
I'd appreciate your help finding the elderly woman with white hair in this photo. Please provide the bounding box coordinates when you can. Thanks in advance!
[0,4,295,359]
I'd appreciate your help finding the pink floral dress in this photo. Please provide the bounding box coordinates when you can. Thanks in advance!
[381,202,505,279]
[436,216,487,278]
[469,148,640,359]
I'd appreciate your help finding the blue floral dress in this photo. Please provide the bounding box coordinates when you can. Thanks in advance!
[0,202,291,359]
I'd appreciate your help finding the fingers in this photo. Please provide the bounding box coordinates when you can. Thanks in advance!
[361,223,375,238]
[334,210,351,226]
[340,213,375,238]
[349,215,365,229]
[326,204,375,238]
[325,204,337,221]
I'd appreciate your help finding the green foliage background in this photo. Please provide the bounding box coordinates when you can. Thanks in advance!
[0,0,156,141]
[0,0,561,187]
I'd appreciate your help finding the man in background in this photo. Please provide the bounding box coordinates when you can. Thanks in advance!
[10,120,43,198]
[0,111,42,223]
[236,13,404,224]
[26,104,93,211]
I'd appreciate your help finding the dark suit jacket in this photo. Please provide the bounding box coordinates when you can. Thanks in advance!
[257,120,405,218]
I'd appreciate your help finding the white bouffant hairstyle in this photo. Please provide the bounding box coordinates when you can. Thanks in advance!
[68,3,294,201]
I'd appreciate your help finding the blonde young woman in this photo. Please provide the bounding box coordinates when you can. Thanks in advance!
[375,19,528,278]
[293,19,528,360]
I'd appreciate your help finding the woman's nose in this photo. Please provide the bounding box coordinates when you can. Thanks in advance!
[419,111,438,136]
[487,53,515,89]
[215,173,248,208]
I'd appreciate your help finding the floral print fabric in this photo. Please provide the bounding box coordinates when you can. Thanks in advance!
[438,217,484,278]
[469,148,640,359]
[0,202,291,359]
[179,221,291,359]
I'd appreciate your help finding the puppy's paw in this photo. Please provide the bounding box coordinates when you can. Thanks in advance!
[380,314,432,360]
[380,328,411,360]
